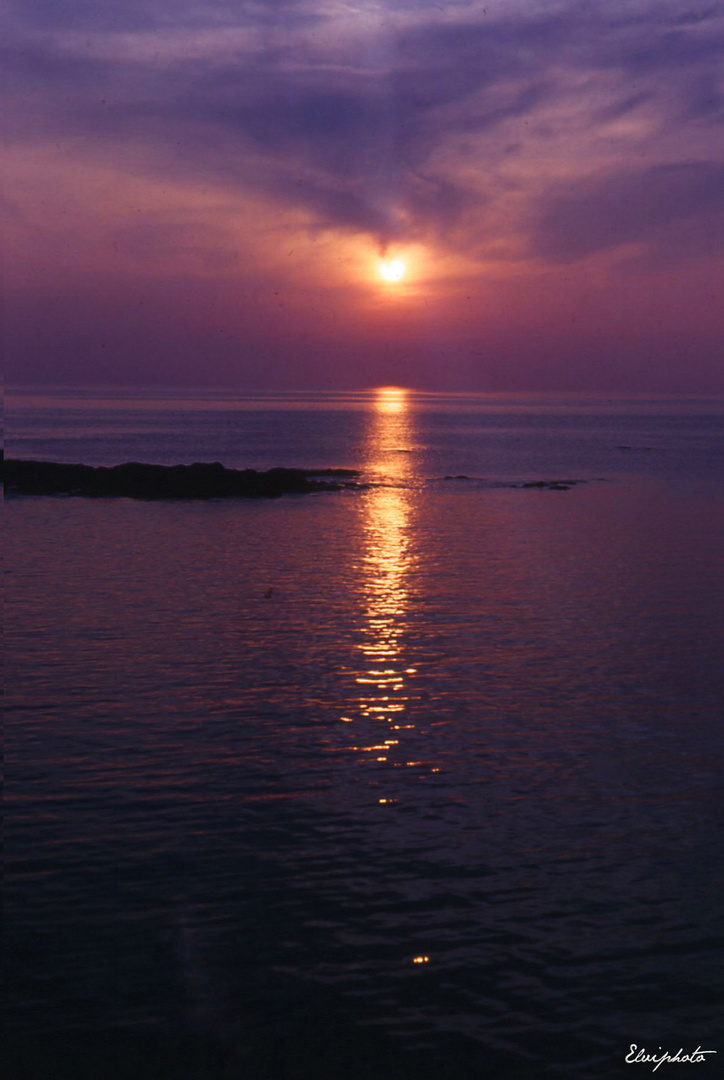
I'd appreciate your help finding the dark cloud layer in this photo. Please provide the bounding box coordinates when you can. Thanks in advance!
[5,1,724,247]
[5,0,300,33]
[536,161,724,262]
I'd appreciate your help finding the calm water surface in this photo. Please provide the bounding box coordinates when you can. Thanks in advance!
[5,390,724,1079]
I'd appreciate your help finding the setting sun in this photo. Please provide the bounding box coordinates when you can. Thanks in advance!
[375,385,408,413]
[379,258,405,282]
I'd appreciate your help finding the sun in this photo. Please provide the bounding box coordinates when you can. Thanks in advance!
[379,257,405,283]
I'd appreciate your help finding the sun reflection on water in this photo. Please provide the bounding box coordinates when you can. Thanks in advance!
[358,387,414,685]
[339,387,437,795]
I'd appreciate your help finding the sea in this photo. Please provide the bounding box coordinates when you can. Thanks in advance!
[5,388,724,1080]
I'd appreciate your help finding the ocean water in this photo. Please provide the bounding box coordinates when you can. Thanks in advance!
[5,390,724,1080]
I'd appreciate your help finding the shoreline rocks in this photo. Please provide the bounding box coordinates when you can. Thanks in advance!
[4,459,360,500]
[4,458,594,499]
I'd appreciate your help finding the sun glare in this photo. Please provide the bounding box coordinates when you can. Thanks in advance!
[375,386,408,413]
[379,258,405,283]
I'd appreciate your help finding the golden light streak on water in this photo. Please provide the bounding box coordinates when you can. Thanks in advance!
[334,389,439,785]
[355,390,414,726]
[330,387,433,790]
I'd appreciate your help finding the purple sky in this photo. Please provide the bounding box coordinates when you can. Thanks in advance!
[3,0,723,391]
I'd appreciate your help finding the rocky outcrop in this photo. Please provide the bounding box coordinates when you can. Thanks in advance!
[518,479,582,491]
[438,474,587,490]
[4,459,359,500]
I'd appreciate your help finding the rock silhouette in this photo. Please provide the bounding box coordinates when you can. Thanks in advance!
[4,459,359,500]
[519,479,579,491]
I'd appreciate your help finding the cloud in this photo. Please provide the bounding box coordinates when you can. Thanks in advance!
[2,0,724,261]
[534,161,724,263]
[4,0,312,33]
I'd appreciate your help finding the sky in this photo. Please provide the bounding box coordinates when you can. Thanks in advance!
[3,0,723,392]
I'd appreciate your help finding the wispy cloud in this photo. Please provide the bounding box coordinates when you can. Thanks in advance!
[4,0,724,259]
[534,160,724,263]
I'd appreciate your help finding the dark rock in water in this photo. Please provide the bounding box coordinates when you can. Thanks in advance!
[442,475,470,481]
[304,468,359,478]
[4,459,360,500]
[519,479,582,491]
